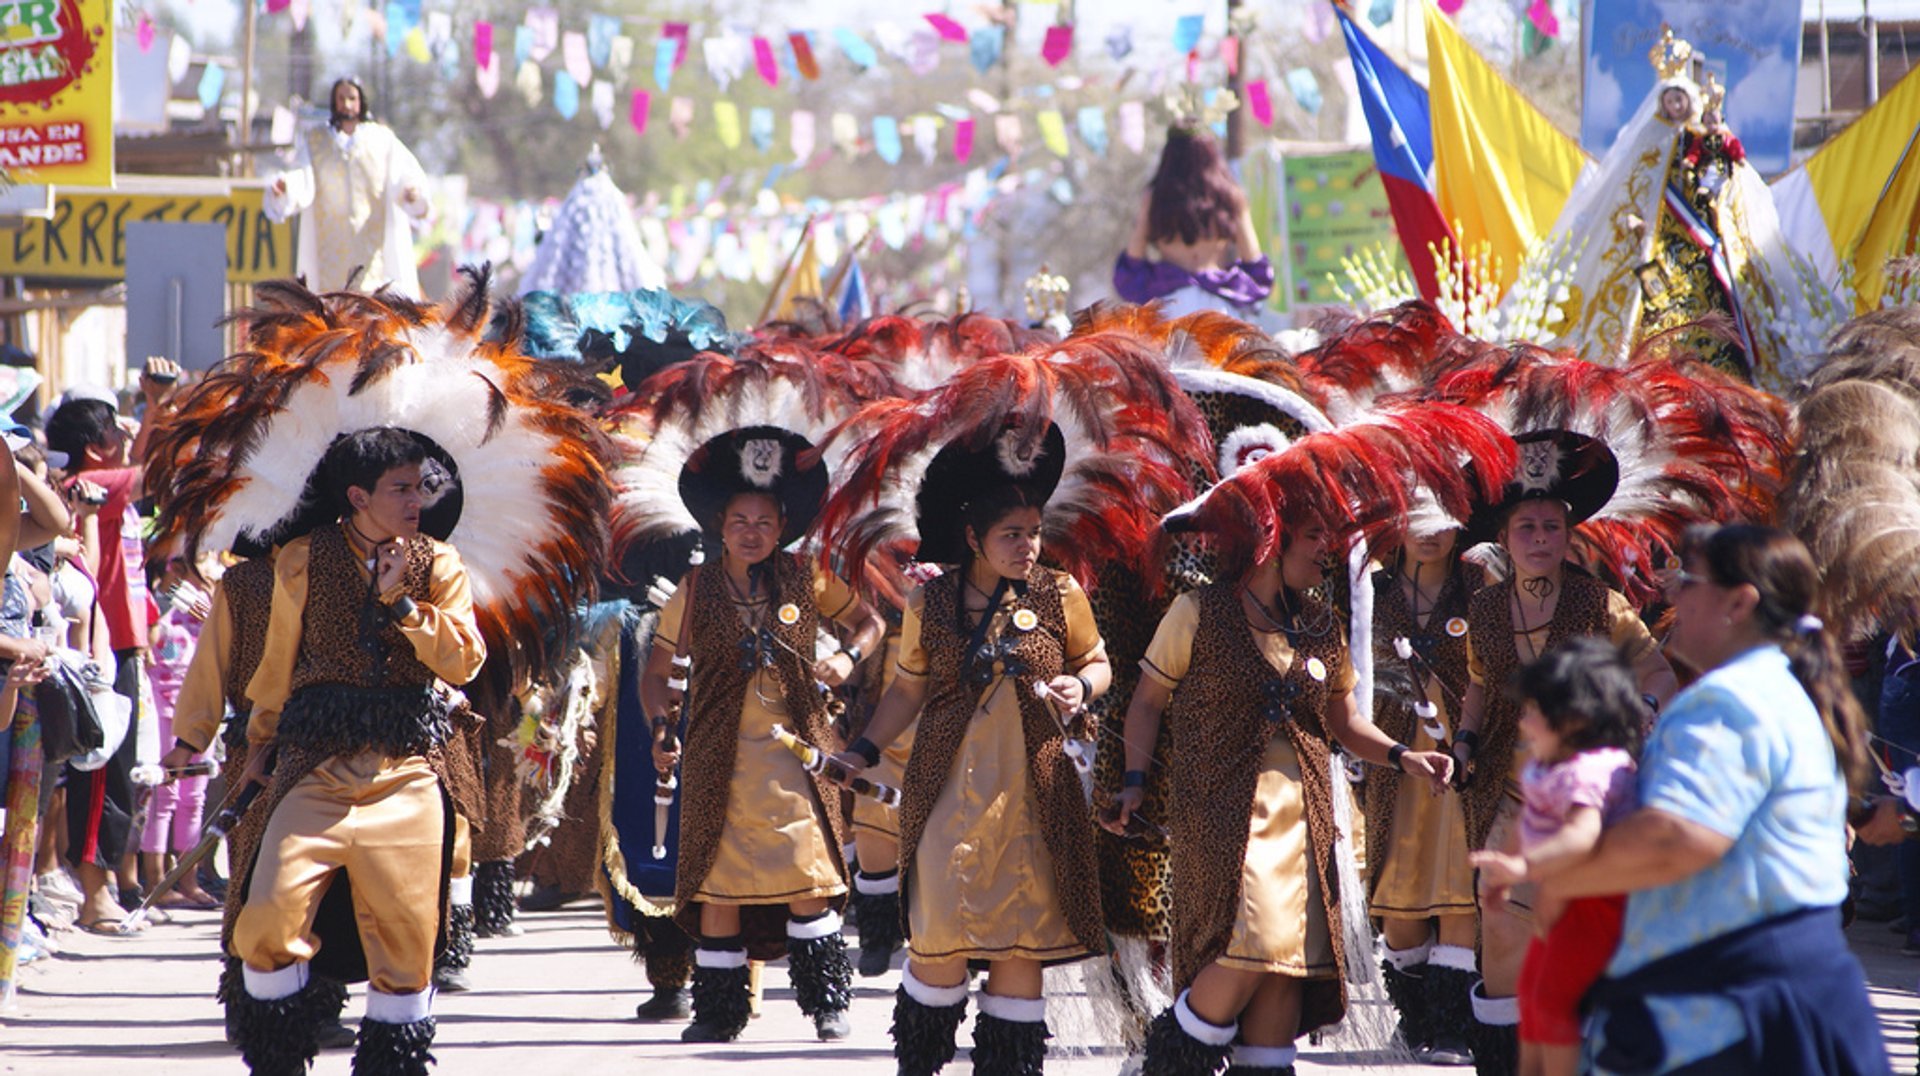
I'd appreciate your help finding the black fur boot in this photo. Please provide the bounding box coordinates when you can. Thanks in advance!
[433,902,475,992]
[1140,998,1235,1076]
[1380,955,1430,1052]
[1468,982,1519,1076]
[681,945,752,1043]
[971,1003,1050,1076]
[850,869,904,977]
[471,860,518,938]
[218,957,244,1046]
[1423,958,1478,1066]
[787,913,854,1040]
[315,975,357,1050]
[1223,1043,1297,1075]
[351,1017,436,1076]
[891,975,969,1076]
[227,970,328,1076]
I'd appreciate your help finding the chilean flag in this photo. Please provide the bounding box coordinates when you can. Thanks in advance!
[1338,7,1454,302]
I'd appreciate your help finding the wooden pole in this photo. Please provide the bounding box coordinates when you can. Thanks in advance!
[239,0,257,178]
[1820,0,1832,115]
[1226,0,1245,160]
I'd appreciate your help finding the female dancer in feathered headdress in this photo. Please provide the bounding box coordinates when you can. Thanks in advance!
[817,339,1204,1074]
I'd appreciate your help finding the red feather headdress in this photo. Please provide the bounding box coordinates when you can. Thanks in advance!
[816,331,1210,599]
[1410,337,1791,604]
[147,269,614,693]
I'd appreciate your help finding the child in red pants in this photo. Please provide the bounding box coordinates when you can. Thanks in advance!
[1473,637,1640,1076]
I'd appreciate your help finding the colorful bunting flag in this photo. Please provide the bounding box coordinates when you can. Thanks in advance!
[654,37,677,91]
[1076,105,1108,155]
[1247,79,1273,126]
[831,112,860,155]
[476,49,501,97]
[136,13,155,51]
[525,7,557,62]
[1118,100,1146,153]
[1526,0,1559,37]
[1439,0,1466,12]
[514,24,532,66]
[790,32,820,80]
[592,80,614,129]
[750,106,776,151]
[1036,109,1069,156]
[970,26,1004,74]
[662,22,690,68]
[196,62,226,108]
[563,31,591,87]
[474,20,492,65]
[1173,14,1203,55]
[1106,26,1133,61]
[670,95,694,138]
[1042,24,1073,67]
[791,109,816,159]
[954,116,975,161]
[1221,35,1239,76]
[588,14,619,69]
[704,33,749,90]
[753,37,780,87]
[715,100,742,148]
[404,26,429,64]
[834,27,879,70]
[516,60,543,106]
[995,113,1022,156]
[913,114,939,163]
[925,13,967,44]
[1286,68,1322,115]
[554,71,579,119]
[874,115,903,163]
[631,90,650,135]
[610,37,634,76]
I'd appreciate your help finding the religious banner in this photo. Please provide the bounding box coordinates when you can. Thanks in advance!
[1276,147,1402,308]
[0,186,293,282]
[1582,0,1801,174]
[0,0,115,186]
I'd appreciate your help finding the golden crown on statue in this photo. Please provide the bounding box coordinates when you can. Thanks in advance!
[1024,264,1070,324]
[1699,69,1727,119]
[1648,24,1695,81]
[1160,82,1240,132]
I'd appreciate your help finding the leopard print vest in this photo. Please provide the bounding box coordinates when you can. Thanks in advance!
[896,567,1106,958]
[218,556,276,755]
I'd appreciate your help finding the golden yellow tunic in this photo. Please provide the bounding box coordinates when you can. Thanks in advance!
[1142,593,1352,977]
[656,570,858,906]
[851,631,915,842]
[1370,677,1476,920]
[902,577,1102,963]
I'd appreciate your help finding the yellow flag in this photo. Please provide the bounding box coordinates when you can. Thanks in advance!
[767,229,825,324]
[714,100,742,149]
[1790,66,1920,310]
[1425,0,1586,295]
[1037,109,1070,157]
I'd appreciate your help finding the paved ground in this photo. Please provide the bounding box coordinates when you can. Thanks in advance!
[2,895,1915,1074]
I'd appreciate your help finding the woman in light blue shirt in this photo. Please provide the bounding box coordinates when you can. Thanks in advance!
[1537,525,1888,1074]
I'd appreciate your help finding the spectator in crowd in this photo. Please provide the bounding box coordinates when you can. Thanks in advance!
[41,359,178,932]
[1537,525,1889,1074]
[139,556,218,910]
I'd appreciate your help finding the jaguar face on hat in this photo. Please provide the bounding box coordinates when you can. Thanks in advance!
[914,419,1066,565]
[1466,429,1619,550]
[677,425,828,554]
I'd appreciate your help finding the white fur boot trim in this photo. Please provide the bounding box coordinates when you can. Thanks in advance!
[1173,990,1238,1046]
[787,910,844,940]
[976,991,1047,1024]
[901,965,968,1008]
[448,875,474,905]
[1232,1043,1298,1068]
[242,961,309,1001]
[1470,981,1520,1026]
[1429,944,1477,972]
[854,871,901,895]
[1381,936,1433,970]
[695,946,748,969]
[365,987,433,1024]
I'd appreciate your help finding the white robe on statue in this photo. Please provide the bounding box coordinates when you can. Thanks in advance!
[264,122,430,297]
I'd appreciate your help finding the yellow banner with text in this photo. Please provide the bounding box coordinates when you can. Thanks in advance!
[0,187,293,281]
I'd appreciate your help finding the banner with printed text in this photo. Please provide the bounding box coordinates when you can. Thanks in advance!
[0,188,291,281]
[0,0,114,186]
[1278,148,1402,308]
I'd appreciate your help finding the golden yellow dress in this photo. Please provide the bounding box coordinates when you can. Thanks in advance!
[903,577,1103,963]
[1370,673,1476,921]
[656,570,858,906]
[1142,593,1349,977]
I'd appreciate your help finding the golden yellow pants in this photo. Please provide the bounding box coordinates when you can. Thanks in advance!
[232,751,445,996]
[452,812,472,878]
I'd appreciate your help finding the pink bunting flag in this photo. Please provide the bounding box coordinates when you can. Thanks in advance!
[791,110,817,160]
[1221,36,1239,76]
[476,51,501,98]
[1247,79,1273,127]
[753,36,780,87]
[662,22,691,68]
[136,13,155,51]
[289,0,308,32]
[563,31,592,86]
[474,21,493,66]
[1527,0,1560,37]
[953,116,975,161]
[1438,0,1467,13]
[266,0,289,11]
[631,90,650,135]
[924,13,967,44]
[1041,24,1073,67]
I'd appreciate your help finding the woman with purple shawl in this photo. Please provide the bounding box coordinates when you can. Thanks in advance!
[1113,127,1274,322]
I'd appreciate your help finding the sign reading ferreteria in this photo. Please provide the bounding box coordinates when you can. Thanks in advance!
[0,0,113,186]
[0,186,294,282]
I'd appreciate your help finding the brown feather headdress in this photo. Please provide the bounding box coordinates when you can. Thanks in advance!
[148,269,614,692]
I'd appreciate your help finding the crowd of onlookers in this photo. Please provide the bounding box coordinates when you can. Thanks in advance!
[7,357,234,965]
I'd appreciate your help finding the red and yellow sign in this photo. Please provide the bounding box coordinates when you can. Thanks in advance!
[0,0,111,186]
